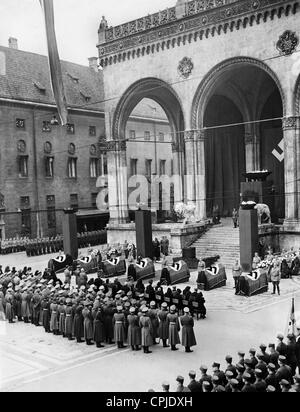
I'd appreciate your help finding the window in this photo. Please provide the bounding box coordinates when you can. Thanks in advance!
[144,131,150,141]
[46,196,56,229]
[129,130,136,140]
[145,159,152,178]
[90,158,100,178]
[130,159,137,176]
[18,156,28,178]
[66,123,75,134]
[171,159,174,176]
[42,121,51,132]
[68,158,77,178]
[91,193,98,209]
[16,119,25,129]
[89,126,96,137]
[45,157,54,178]
[70,194,78,211]
[159,132,164,142]
[159,160,166,176]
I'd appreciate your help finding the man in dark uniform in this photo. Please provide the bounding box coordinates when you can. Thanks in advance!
[249,348,258,368]
[225,355,237,378]
[254,369,267,392]
[236,364,246,391]
[256,352,269,379]
[276,333,288,356]
[268,343,280,368]
[199,365,212,392]
[276,355,293,383]
[259,343,270,364]
[244,359,256,384]
[187,371,202,392]
[212,362,226,387]
[145,280,155,303]
[237,351,245,366]
[241,372,257,392]
[265,363,280,392]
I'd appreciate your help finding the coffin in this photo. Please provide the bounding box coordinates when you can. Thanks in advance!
[135,258,155,281]
[76,250,100,274]
[101,257,127,278]
[161,260,190,285]
[197,263,227,291]
[48,254,73,273]
[237,268,269,297]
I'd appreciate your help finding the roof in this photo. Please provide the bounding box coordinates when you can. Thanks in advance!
[0,45,104,112]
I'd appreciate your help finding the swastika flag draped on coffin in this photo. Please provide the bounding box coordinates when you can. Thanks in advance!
[40,0,68,125]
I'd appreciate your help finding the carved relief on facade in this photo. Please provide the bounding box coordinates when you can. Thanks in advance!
[276,30,299,56]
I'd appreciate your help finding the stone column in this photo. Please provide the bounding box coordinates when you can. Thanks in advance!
[195,130,206,220]
[106,140,129,224]
[283,116,299,225]
[172,142,184,203]
[184,131,196,204]
[245,131,256,172]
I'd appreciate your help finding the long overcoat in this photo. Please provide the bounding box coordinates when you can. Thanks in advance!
[139,315,153,347]
[158,310,169,340]
[180,314,197,347]
[82,307,94,340]
[73,306,84,339]
[127,314,141,346]
[113,312,126,342]
[94,309,105,343]
[167,313,181,345]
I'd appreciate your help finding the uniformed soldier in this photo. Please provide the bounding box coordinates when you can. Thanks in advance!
[187,371,201,392]
[148,301,159,345]
[167,306,180,351]
[127,307,141,351]
[180,307,196,353]
[139,306,153,354]
[158,302,169,348]
[176,376,191,392]
[113,306,126,349]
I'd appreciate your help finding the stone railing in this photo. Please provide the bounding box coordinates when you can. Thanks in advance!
[104,0,239,43]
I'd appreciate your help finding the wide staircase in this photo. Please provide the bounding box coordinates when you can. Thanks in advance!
[192,218,240,269]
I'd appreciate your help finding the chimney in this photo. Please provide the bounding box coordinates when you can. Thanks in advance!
[8,37,18,50]
[88,57,98,72]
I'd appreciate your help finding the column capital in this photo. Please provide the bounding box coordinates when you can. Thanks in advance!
[245,132,254,144]
[104,139,127,152]
[184,130,195,142]
[282,116,300,130]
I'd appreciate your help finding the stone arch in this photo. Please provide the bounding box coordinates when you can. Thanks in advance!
[191,56,286,129]
[112,77,186,143]
[294,74,300,115]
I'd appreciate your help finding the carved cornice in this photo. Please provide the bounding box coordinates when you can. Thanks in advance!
[98,0,299,65]
[282,116,300,130]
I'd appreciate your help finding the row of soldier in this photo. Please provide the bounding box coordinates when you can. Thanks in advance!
[0,267,198,354]
[0,230,107,256]
[157,333,300,392]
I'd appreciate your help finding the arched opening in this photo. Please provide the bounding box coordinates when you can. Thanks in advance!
[193,58,285,220]
[204,95,245,217]
[112,78,185,223]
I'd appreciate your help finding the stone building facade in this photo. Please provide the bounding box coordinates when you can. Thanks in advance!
[0,40,171,240]
[98,0,300,246]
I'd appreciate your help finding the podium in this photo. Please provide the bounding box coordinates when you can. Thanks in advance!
[62,208,78,259]
[135,209,153,258]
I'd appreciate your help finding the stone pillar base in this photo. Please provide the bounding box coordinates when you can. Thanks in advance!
[283,219,300,232]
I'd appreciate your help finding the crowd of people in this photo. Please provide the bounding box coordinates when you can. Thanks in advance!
[0,262,207,354]
[156,332,300,392]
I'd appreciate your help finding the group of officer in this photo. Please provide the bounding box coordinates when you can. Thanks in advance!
[158,334,300,392]
[0,265,198,354]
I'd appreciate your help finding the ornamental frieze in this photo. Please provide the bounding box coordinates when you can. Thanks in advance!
[104,140,127,152]
[99,0,292,62]
[276,30,299,56]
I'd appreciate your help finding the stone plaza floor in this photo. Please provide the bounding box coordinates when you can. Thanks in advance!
[1,250,300,392]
